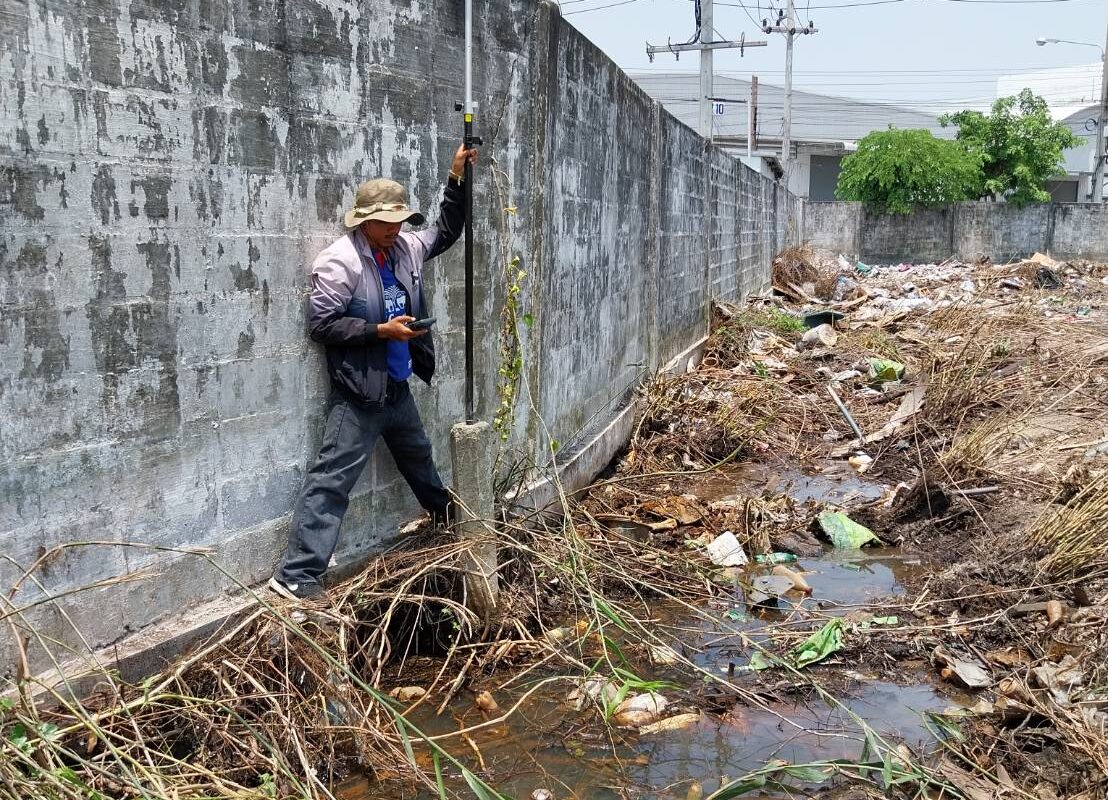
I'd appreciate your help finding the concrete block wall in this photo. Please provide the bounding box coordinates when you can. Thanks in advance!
[1052,203,1108,260]
[862,206,954,264]
[531,20,655,448]
[804,201,1108,263]
[1,0,797,678]
[803,201,862,258]
[954,202,1050,261]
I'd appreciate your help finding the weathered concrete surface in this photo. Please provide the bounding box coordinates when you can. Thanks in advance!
[953,202,1050,261]
[804,201,1108,262]
[861,206,954,264]
[1,0,798,679]
[1052,203,1108,260]
[449,421,497,619]
[803,201,862,258]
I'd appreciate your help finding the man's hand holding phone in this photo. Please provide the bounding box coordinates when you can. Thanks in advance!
[377,316,427,341]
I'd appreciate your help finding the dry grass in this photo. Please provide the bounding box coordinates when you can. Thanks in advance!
[771,245,821,288]
[0,509,726,799]
[1035,469,1108,579]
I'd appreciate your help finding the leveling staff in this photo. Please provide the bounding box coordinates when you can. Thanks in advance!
[270,144,479,600]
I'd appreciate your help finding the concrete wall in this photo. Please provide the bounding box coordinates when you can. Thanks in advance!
[1052,203,1108,259]
[804,201,1108,263]
[862,206,954,264]
[0,0,798,678]
[804,201,861,258]
[954,203,1051,261]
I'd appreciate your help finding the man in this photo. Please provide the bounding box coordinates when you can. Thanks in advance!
[270,144,478,600]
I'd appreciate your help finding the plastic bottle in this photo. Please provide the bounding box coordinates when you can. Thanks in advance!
[754,552,798,565]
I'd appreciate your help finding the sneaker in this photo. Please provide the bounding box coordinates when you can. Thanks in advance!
[268,576,325,600]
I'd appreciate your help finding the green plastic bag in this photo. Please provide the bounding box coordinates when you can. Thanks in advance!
[818,511,878,548]
[792,618,845,668]
[867,358,905,383]
[746,619,846,672]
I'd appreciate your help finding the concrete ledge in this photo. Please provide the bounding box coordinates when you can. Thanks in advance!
[509,333,709,514]
[11,587,258,705]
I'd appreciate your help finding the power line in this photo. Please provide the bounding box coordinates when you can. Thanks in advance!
[720,0,764,26]
[717,0,1092,10]
[563,0,645,14]
[636,63,1103,71]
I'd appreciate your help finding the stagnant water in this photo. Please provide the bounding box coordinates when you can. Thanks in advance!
[340,465,964,799]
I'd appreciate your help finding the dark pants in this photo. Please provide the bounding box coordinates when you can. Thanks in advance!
[276,380,449,587]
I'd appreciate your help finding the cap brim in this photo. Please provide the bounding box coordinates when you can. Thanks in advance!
[344,209,425,228]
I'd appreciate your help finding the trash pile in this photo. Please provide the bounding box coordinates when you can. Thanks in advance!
[586,246,1108,797]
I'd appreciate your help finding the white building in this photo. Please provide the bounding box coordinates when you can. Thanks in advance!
[629,72,954,200]
[997,63,1104,201]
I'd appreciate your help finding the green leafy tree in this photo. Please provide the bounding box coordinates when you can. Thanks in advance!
[940,89,1081,206]
[835,128,983,214]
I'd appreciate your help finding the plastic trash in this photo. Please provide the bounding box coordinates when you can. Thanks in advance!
[792,618,845,668]
[799,323,838,350]
[772,565,812,594]
[751,619,846,671]
[867,357,905,383]
[612,692,669,727]
[389,686,428,703]
[933,646,992,688]
[848,453,874,474]
[831,275,860,301]
[802,309,845,329]
[855,261,872,276]
[754,552,798,565]
[639,712,701,736]
[883,297,933,313]
[749,575,795,607]
[475,690,500,713]
[706,531,748,567]
[817,511,879,548]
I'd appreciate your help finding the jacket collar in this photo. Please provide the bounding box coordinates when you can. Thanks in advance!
[353,228,380,260]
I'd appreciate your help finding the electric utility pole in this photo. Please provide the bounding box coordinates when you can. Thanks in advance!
[762,0,816,180]
[1093,19,1108,202]
[646,0,766,139]
[748,75,758,157]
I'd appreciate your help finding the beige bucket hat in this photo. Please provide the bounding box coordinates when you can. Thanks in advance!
[343,178,426,229]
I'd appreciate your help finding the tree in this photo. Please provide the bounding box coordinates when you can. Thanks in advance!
[941,89,1081,206]
[835,128,983,214]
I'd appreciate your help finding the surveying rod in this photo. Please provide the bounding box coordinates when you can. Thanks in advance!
[460,0,482,424]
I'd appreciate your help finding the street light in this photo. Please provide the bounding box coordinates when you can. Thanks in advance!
[1036,35,1108,203]
[1035,36,1105,58]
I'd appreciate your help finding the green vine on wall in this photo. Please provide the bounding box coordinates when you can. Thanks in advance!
[489,164,528,442]
[493,253,528,440]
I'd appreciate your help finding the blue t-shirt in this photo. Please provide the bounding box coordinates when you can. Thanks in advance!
[373,250,413,382]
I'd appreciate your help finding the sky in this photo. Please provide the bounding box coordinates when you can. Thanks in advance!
[563,0,1107,114]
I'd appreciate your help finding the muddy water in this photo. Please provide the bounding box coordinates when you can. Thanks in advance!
[341,464,960,799]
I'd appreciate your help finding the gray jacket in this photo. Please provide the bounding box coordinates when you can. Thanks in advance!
[307,178,465,406]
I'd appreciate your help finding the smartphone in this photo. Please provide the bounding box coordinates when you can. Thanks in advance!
[406,317,436,331]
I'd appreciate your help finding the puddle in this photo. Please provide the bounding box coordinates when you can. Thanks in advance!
[339,465,951,799]
[695,461,888,506]
[341,676,953,799]
[340,548,944,800]
[786,547,923,609]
